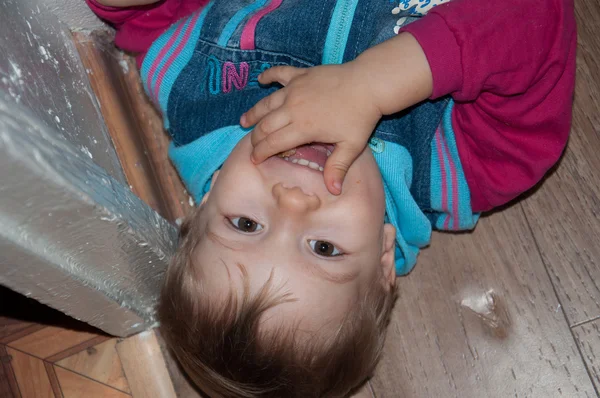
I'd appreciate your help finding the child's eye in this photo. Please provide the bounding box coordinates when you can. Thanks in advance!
[308,240,343,257]
[229,217,264,233]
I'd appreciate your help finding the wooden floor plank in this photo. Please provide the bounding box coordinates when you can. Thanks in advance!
[0,323,45,346]
[54,366,130,398]
[0,356,16,398]
[119,53,195,223]
[44,362,64,398]
[0,318,36,345]
[370,206,596,397]
[72,31,193,224]
[519,0,600,326]
[73,31,168,219]
[56,339,130,394]
[154,330,204,398]
[116,331,177,398]
[0,345,20,398]
[46,335,111,363]
[573,320,600,392]
[5,348,53,398]
[8,327,100,360]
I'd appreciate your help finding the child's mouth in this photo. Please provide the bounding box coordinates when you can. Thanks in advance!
[276,143,334,172]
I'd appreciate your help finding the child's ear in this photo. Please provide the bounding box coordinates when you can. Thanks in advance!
[210,170,220,189]
[380,223,396,289]
[200,192,210,205]
[200,170,220,205]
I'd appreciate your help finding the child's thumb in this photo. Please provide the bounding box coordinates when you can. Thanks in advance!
[323,145,361,195]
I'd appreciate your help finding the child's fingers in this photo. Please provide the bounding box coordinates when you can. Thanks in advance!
[258,65,306,86]
[251,125,307,164]
[323,143,363,195]
[241,89,286,128]
[250,110,291,147]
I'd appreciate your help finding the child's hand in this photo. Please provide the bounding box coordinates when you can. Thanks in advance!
[241,63,382,195]
[242,33,433,195]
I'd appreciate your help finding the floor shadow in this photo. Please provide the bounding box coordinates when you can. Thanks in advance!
[0,285,106,335]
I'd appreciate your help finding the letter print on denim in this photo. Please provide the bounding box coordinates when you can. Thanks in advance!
[222,62,249,92]
[203,57,272,95]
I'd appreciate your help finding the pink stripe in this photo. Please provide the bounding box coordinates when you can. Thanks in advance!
[147,20,187,101]
[154,11,202,103]
[240,0,283,50]
[440,126,460,230]
[435,130,450,229]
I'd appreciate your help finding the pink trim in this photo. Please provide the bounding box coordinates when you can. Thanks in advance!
[440,126,460,230]
[239,0,283,50]
[154,11,202,103]
[147,20,187,101]
[435,129,449,229]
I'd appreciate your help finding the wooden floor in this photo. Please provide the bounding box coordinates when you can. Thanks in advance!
[0,287,190,398]
[0,287,129,398]
[370,0,600,396]
[1,0,599,396]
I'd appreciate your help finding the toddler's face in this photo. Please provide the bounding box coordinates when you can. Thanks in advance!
[194,135,396,333]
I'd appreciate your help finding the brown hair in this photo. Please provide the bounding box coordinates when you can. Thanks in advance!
[158,206,397,398]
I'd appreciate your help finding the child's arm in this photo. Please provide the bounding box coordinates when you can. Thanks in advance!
[399,0,576,210]
[244,0,576,204]
[243,33,433,195]
[94,0,159,7]
[86,0,209,66]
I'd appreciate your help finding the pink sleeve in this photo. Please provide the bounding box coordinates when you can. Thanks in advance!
[401,0,577,211]
[86,0,208,62]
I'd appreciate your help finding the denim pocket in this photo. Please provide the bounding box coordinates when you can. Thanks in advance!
[167,40,314,146]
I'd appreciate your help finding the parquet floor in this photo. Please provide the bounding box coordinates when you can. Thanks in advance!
[1,0,599,396]
[0,287,130,397]
[0,286,187,398]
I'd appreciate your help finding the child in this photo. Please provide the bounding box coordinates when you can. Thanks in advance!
[87,0,576,396]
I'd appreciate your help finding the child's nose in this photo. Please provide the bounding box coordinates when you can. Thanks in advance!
[272,183,321,213]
